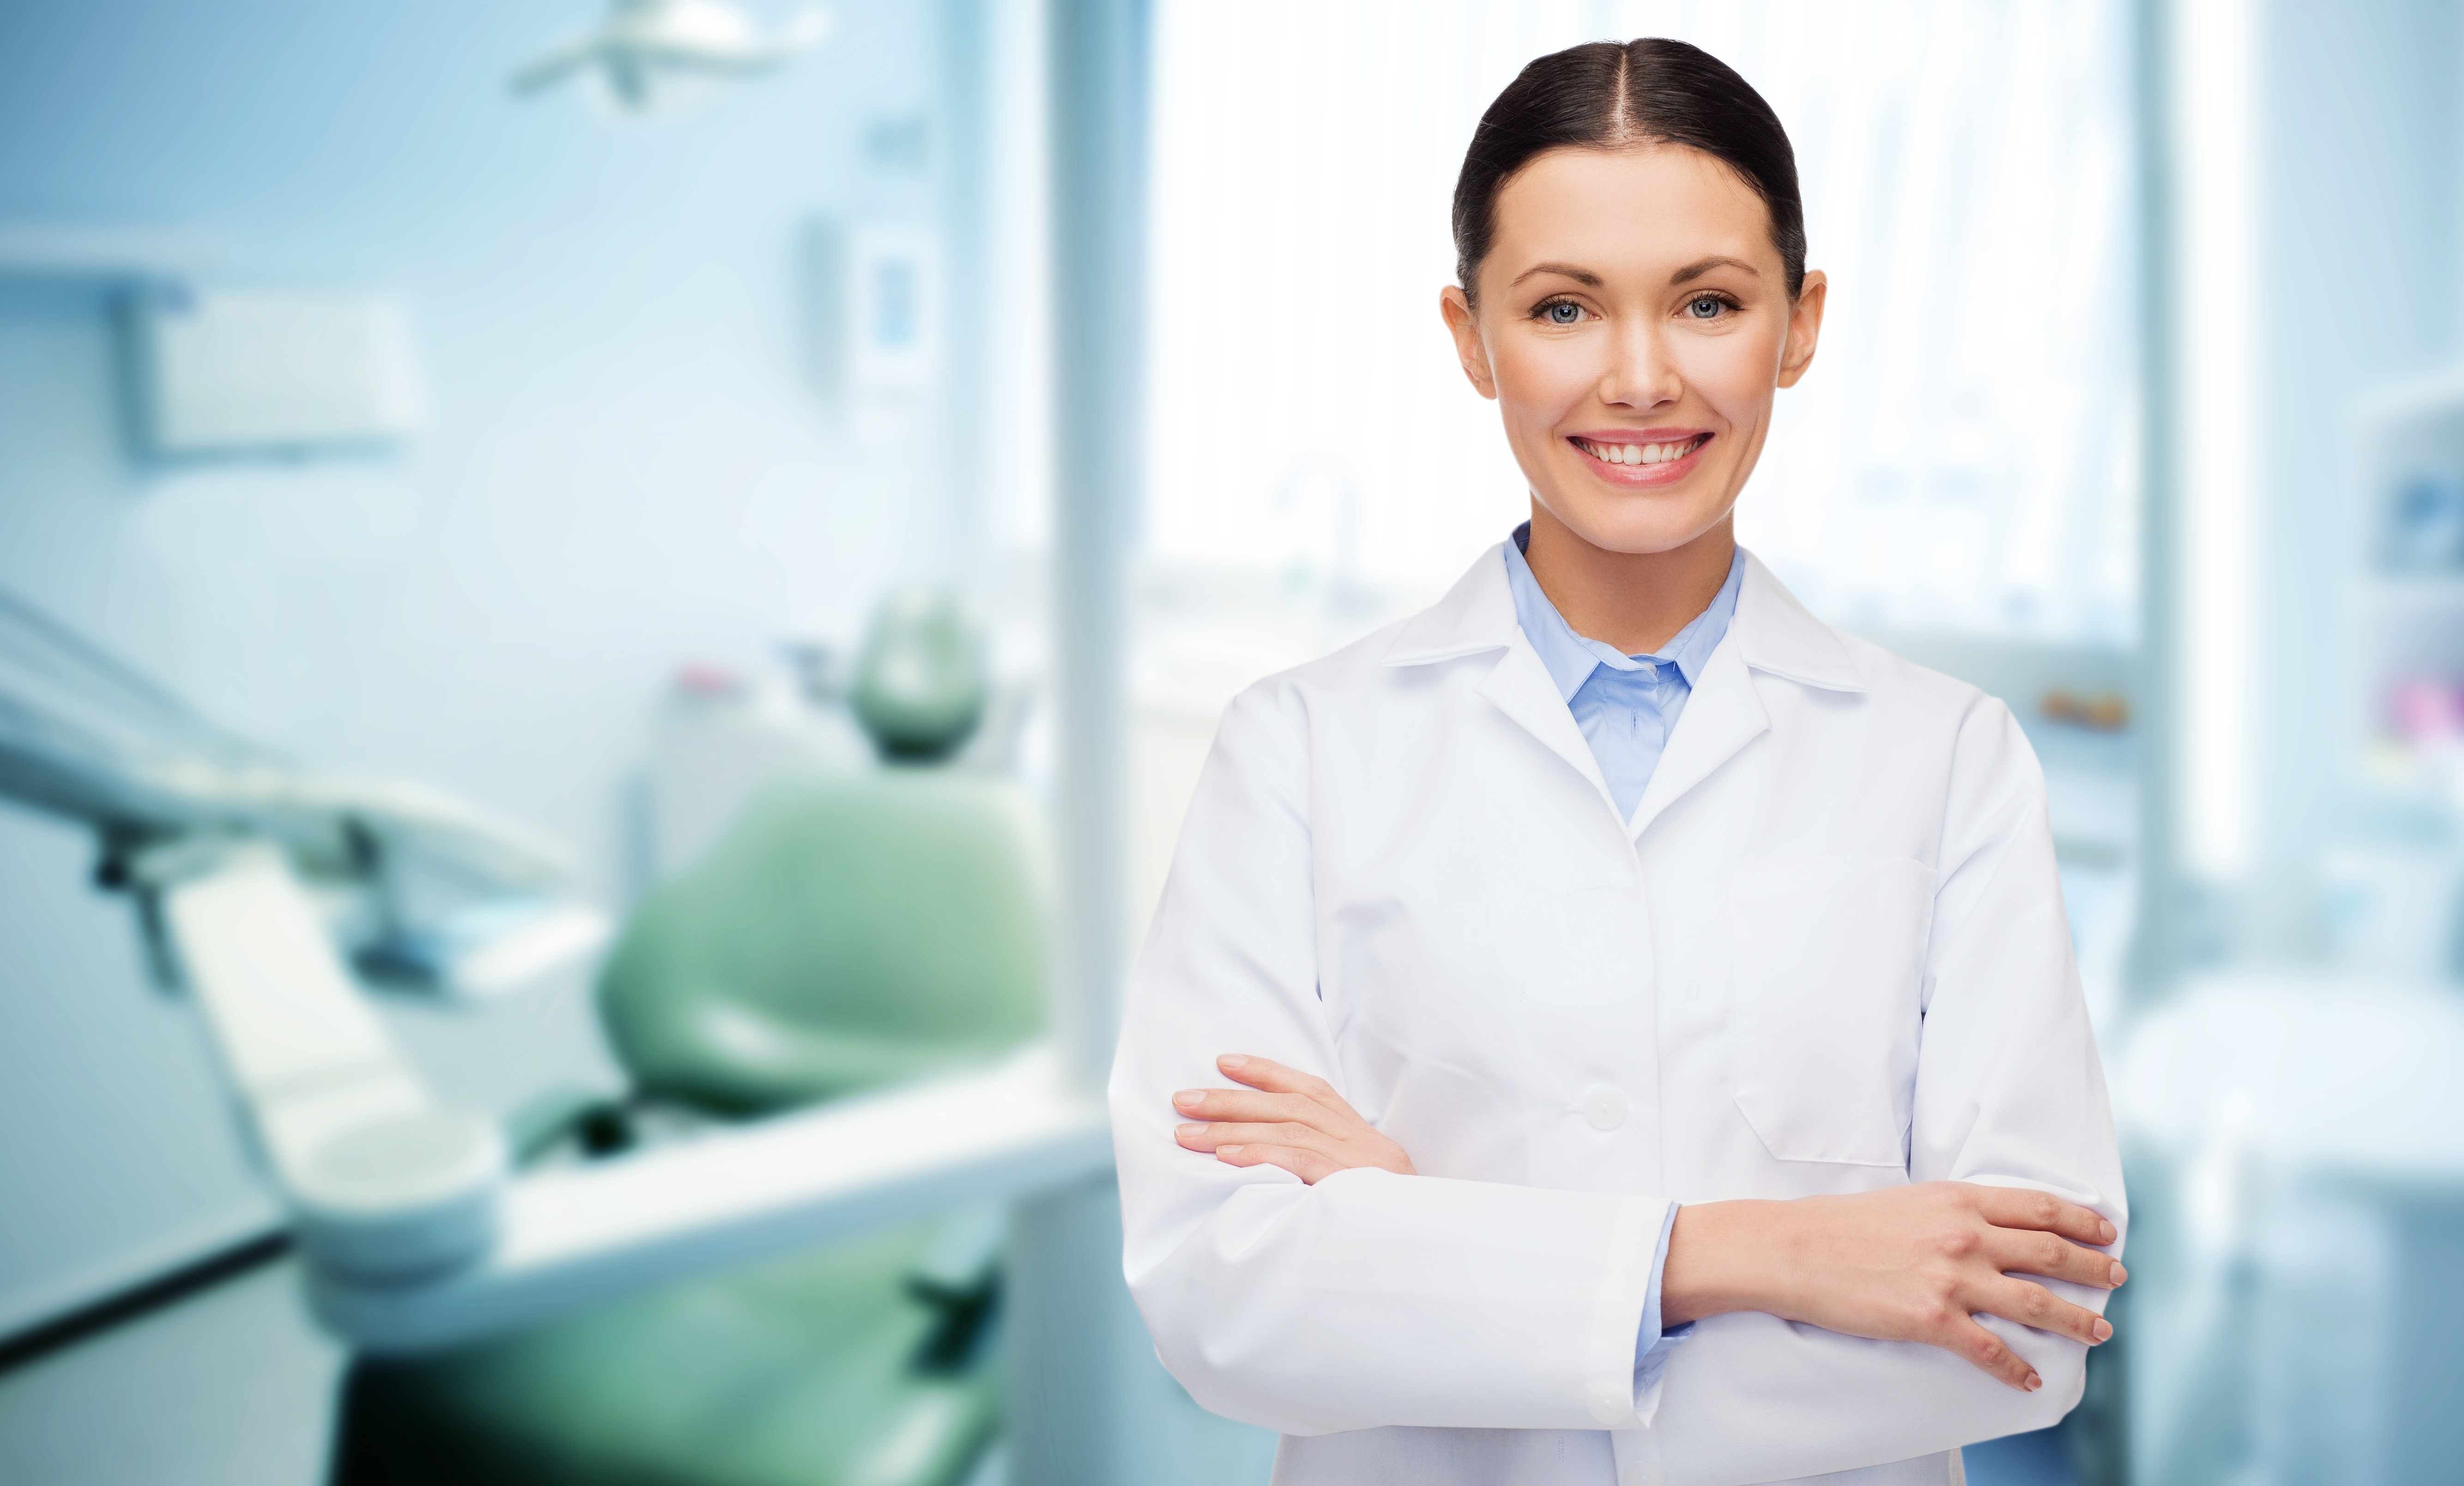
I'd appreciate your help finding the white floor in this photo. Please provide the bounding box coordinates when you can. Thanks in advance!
[0,1253,2066,1486]
[0,1259,340,1486]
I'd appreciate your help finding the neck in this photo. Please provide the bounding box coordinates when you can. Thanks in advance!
[1522,503,1737,655]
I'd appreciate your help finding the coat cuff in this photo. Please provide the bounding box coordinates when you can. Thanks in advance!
[1584,1195,1671,1428]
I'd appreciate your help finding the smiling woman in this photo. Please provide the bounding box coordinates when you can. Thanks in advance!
[1109,38,2126,1486]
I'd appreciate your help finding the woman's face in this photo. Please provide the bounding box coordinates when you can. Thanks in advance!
[1441,145,1826,556]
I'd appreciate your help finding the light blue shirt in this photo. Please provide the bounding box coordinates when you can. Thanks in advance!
[1503,525,1746,824]
[1502,524,1744,1384]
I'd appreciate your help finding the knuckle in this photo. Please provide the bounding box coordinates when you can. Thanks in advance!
[2039,1235,2067,1269]
[2033,1194,2061,1224]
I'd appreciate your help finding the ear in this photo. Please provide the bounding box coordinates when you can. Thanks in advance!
[1439,285,1498,400]
[1776,269,1827,389]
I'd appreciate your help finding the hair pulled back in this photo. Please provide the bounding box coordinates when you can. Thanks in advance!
[1452,38,1805,303]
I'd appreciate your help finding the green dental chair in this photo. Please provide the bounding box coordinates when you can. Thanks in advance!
[330,589,1045,1486]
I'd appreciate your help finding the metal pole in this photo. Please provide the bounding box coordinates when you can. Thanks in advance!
[1007,9,1178,1486]
[1047,0,1149,1093]
[2128,0,2183,1014]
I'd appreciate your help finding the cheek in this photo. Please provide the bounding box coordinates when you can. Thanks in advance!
[1673,329,1783,432]
[1489,334,1595,429]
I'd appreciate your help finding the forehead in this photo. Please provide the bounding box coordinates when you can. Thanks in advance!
[1485,145,1776,286]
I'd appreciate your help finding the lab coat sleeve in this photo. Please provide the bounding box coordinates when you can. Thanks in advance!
[1110,680,1669,1437]
[1650,695,2129,1485]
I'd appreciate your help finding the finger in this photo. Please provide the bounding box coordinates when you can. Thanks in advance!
[1969,1186,2117,1247]
[1177,1121,1341,1158]
[1215,1055,1359,1116]
[1171,1087,1320,1125]
[1986,1226,2130,1290]
[1213,1142,1343,1184]
[1972,1274,2112,1347]
[1941,1316,2043,1393]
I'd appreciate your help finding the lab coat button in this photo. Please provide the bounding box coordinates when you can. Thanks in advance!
[1582,1086,1628,1131]
[1623,1462,1665,1486]
[1588,1386,1631,1426]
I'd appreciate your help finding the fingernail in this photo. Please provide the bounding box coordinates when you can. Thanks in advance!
[2025,1373,2042,1392]
[1173,1090,1203,1110]
[1177,1123,1205,1140]
[2099,1219,2116,1243]
[1219,1055,1249,1069]
[2092,1319,2113,1343]
[1217,1144,1245,1157]
[2109,1262,2128,1287]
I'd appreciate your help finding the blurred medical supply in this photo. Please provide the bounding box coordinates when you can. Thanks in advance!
[2381,473,2464,571]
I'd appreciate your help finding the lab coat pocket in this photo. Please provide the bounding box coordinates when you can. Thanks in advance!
[1728,856,1934,1167]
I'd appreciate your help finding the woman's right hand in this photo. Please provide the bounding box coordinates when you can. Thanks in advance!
[1661,1183,2124,1392]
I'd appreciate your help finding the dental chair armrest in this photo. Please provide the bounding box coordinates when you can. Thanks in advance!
[506,1086,637,1163]
[908,1202,1004,1303]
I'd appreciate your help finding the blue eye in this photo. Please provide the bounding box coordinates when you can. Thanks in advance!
[1544,301,1582,325]
[1687,295,1725,319]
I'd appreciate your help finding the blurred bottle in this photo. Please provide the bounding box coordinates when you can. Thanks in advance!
[851,585,989,763]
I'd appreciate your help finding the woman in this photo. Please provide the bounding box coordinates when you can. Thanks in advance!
[1108,38,2125,1486]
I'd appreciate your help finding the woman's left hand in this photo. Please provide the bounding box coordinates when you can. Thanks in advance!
[1172,1054,1417,1183]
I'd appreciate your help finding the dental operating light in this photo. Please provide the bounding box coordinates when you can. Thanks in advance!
[511,0,832,115]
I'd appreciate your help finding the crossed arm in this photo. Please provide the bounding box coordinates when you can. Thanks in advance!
[1171,1052,2122,1394]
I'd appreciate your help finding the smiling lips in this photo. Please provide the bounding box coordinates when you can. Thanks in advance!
[1573,432,1710,467]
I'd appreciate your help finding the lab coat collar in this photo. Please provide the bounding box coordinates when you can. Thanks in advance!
[1381,542,1868,837]
[1380,542,1868,697]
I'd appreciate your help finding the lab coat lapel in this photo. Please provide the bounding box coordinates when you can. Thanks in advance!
[1626,639,1767,839]
[1626,553,1865,840]
[1476,641,1617,813]
[1385,543,1619,816]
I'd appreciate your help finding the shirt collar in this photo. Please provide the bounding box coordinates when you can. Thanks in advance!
[1501,522,1746,704]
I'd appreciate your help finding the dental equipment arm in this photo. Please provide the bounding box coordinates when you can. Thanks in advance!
[0,588,1110,1352]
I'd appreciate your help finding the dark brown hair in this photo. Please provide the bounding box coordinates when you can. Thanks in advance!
[1452,39,1806,303]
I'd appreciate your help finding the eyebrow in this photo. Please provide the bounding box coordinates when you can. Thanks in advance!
[1508,261,1603,289]
[1670,256,1761,285]
[1507,256,1763,291]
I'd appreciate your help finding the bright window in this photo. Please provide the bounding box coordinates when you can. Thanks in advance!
[1143,0,2139,643]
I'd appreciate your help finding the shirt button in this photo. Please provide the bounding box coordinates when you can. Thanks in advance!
[1623,1462,1665,1486]
[1582,1086,1628,1131]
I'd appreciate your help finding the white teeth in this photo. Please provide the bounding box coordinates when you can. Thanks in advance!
[1583,437,1703,465]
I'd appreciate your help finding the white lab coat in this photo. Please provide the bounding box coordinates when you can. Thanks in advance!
[1109,545,2126,1486]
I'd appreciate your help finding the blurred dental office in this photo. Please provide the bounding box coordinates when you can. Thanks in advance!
[0,1,2459,1484]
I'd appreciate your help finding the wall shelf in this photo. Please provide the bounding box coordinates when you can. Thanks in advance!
[0,224,214,285]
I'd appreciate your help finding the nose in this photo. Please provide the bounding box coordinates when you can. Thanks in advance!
[1599,317,1681,412]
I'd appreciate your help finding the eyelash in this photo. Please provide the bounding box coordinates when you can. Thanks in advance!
[1528,292,1744,324]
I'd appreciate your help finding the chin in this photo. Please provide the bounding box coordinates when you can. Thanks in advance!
[1544,496,1729,558]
